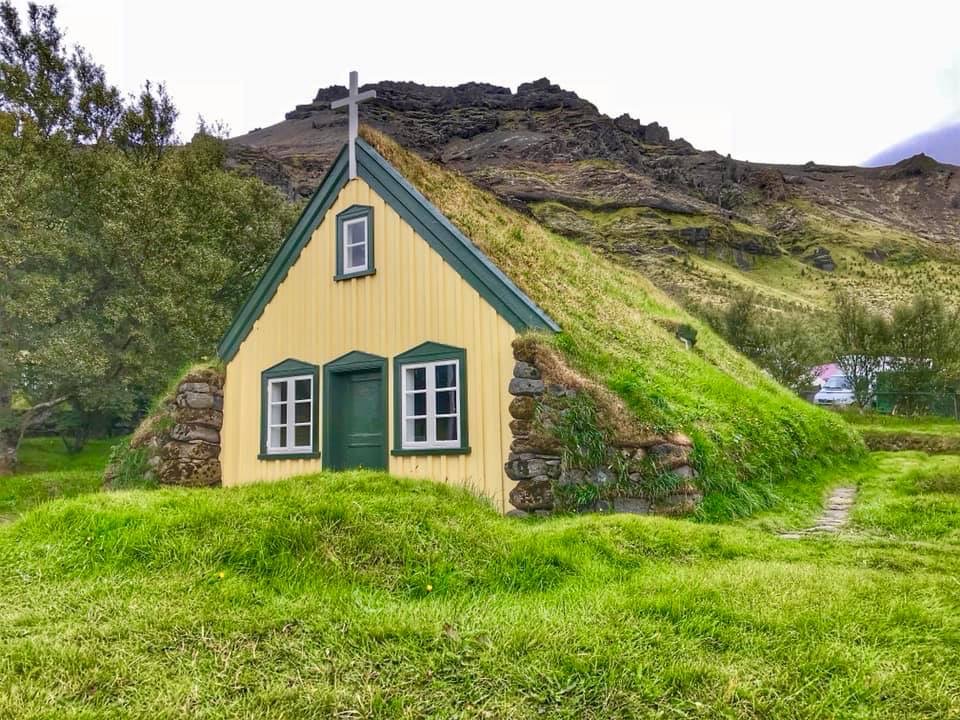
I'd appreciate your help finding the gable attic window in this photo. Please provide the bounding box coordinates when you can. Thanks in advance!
[335,205,375,280]
[259,359,320,460]
[392,343,470,456]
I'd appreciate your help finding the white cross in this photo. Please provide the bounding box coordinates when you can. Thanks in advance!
[330,71,377,179]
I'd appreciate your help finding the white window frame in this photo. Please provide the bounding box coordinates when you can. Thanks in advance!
[266,374,314,455]
[341,216,369,274]
[400,359,461,450]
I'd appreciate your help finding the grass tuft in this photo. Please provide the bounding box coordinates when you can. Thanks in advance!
[1,468,959,717]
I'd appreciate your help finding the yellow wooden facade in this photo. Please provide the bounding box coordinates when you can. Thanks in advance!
[220,177,519,510]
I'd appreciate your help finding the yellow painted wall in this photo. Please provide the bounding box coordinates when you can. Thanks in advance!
[220,177,518,511]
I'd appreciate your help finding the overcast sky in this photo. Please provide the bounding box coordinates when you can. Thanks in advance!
[26,0,960,165]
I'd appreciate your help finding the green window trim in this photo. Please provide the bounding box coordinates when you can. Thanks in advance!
[260,358,320,460]
[392,342,470,456]
[322,350,388,470]
[334,204,375,281]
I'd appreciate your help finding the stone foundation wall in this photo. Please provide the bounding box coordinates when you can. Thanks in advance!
[108,367,224,487]
[505,350,702,516]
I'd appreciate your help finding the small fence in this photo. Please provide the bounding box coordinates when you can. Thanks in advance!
[802,390,960,419]
[872,391,960,420]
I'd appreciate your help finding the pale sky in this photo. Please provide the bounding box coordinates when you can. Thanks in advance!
[23,0,960,165]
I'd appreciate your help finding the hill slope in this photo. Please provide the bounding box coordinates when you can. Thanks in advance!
[229,79,960,318]
[361,129,860,517]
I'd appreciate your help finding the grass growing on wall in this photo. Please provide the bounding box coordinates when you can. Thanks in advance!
[0,437,122,520]
[364,129,863,519]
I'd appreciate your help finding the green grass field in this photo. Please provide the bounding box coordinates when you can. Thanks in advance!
[1,440,959,718]
[0,437,121,521]
[841,413,960,453]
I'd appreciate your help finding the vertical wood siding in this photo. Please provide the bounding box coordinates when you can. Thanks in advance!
[221,178,517,511]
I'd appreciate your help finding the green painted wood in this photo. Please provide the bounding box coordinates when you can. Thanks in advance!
[259,358,320,459]
[392,342,469,455]
[334,204,375,281]
[323,351,388,471]
[355,139,559,333]
[218,146,349,361]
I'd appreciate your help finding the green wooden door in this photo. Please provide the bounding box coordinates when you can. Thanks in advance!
[328,369,386,470]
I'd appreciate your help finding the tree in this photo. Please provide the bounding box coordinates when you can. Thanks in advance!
[832,291,890,409]
[756,315,821,393]
[0,3,298,472]
[716,292,826,393]
[886,293,960,413]
[723,290,763,357]
[111,80,177,161]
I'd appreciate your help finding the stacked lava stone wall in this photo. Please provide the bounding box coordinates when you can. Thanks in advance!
[505,348,702,516]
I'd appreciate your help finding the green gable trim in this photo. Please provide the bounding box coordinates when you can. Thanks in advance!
[322,351,388,471]
[334,204,376,281]
[355,139,559,334]
[218,145,349,362]
[217,139,559,363]
[259,358,320,460]
[392,342,470,456]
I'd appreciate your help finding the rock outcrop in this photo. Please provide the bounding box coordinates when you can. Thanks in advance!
[227,78,960,245]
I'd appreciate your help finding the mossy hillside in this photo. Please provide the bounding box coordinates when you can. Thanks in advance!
[363,128,862,519]
[532,197,960,318]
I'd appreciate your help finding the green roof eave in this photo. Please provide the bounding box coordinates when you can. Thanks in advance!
[217,139,558,363]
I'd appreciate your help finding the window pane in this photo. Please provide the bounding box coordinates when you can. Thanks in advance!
[406,418,427,443]
[295,379,311,401]
[271,381,287,403]
[347,218,366,245]
[348,242,366,270]
[407,391,426,417]
[295,401,311,423]
[270,426,287,448]
[406,366,426,391]
[294,425,310,448]
[436,389,457,415]
[435,363,457,389]
[271,403,286,425]
[436,417,458,442]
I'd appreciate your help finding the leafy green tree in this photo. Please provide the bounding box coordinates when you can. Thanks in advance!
[723,290,763,357]
[715,292,825,393]
[832,291,890,409]
[886,293,960,413]
[756,315,822,393]
[0,3,298,471]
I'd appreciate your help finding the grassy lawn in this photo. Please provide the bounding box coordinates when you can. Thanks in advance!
[853,452,960,543]
[2,457,959,718]
[841,413,960,436]
[841,413,960,453]
[0,437,120,520]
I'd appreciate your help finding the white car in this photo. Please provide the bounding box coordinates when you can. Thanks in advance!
[814,375,856,406]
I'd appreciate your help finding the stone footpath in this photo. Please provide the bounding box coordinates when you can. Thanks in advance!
[780,485,857,539]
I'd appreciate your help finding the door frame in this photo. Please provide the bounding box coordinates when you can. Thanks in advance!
[322,350,388,471]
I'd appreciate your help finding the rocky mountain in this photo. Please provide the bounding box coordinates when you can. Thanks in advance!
[227,79,960,314]
[866,121,960,167]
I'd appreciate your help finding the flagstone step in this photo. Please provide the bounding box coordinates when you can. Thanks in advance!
[778,485,857,539]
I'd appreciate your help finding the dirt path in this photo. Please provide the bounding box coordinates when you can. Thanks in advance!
[780,485,857,539]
